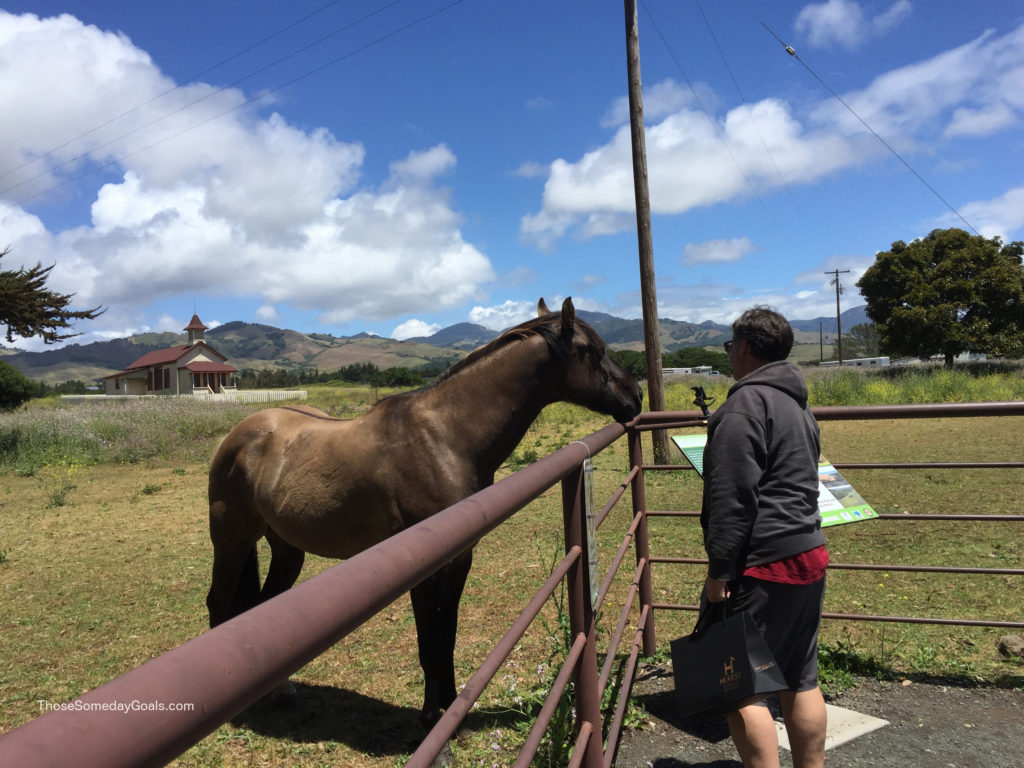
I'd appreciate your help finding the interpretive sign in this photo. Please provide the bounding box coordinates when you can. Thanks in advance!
[671,434,878,528]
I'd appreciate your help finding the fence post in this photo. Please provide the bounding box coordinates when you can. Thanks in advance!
[561,460,605,768]
[629,429,657,655]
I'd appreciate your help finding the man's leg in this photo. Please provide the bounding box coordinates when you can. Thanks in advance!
[726,698,781,768]
[779,687,827,768]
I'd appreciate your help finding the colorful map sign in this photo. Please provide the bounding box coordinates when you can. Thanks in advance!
[671,434,879,528]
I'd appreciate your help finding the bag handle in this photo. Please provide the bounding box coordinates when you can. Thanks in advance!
[692,590,733,637]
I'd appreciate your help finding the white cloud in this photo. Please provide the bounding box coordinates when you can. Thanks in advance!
[255,305,279,322]
[813,25,1024,143]
[154,313,183,333]
[521,21,1024,249]
[469,299,539,330]
[945,103,1017,138]
[683,237,758,266]
[934,185,1024,240]
[795,0,911,51]
[514,161,549,179]
[600,79,702,128]
[0,11,495,344]
[391,318,441,340]
[388,144,455,182]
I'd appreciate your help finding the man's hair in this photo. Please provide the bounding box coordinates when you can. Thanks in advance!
[732,307,794,362]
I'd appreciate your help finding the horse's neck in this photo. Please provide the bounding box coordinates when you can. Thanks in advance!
[425,337,553,475]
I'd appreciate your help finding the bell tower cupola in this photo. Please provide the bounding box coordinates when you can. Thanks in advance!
[185,314,208,346]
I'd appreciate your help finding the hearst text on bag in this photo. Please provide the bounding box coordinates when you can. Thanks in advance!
[670,605,788,719]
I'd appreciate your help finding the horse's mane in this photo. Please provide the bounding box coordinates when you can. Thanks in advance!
[435,312,570,384]
[372,312,577,407]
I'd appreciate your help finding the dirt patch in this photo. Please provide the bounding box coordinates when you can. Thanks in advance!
[615,662,1024,767]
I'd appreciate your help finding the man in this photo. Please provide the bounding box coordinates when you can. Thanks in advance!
[701,307,828,768]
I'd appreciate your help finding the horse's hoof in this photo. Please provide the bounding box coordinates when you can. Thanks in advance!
[268,680,301,709]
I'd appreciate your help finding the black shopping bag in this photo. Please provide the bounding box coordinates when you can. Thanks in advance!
[670,606,788,719]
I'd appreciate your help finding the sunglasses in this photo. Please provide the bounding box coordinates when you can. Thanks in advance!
[723,339,734,352]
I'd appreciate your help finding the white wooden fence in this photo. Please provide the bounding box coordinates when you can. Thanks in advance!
[60,390,307,404]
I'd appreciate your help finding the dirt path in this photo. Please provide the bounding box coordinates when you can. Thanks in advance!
[614,663,1024,767]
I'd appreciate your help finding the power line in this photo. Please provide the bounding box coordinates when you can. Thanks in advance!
[734,0,980,236]
[7,0,466,207]
[693,0,816,241]
[638,0,804,258]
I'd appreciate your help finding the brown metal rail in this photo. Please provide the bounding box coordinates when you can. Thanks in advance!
[633,401,1024,631]
[0,420,652,768]
[2,401,1020,767]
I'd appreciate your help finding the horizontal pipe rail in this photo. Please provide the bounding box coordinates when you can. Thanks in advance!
[641,402,1024,638]
[652,603,1024,630]
[650,556,1024,576]
[645,510,1024,522]
[812,401,1024,420]
[633,401,1024,431]
[834,462,1024,469]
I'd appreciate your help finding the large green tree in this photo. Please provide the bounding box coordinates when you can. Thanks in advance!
[0,246,105,344]
[838,323,881,360]
[856,228,1024,366]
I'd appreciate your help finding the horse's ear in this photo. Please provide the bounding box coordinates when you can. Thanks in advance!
[560,297,575,337]
[538,298,550,316]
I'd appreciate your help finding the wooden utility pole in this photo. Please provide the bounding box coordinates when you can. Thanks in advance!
[825,269,850,363]
[624,0,668,463]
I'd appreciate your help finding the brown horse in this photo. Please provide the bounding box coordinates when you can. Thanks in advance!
[205,297,642,730]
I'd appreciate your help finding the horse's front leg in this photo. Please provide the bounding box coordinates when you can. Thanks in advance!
[409,549,473,731]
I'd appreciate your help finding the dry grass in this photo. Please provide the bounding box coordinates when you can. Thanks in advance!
[1,408,1022,766]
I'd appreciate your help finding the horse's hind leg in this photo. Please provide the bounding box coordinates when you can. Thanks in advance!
[410,549,473,731]
[261,528,305,600]
[206,540,260,627]
[207,497,265,627]
[251,528,306,708]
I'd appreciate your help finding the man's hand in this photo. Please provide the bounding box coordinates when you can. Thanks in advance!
[705,575,730,603]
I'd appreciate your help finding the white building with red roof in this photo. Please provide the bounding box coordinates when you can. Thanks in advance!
[104,314,238,396]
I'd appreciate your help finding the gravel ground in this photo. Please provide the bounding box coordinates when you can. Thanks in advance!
[613,662,1024,768]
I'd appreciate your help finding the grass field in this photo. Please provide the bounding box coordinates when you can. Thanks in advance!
[1,372,1022,767]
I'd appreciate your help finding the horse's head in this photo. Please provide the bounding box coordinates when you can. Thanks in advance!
[537,297,643,423]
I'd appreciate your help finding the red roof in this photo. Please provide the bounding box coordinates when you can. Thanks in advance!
[123,341,227,371]
[184,314,208,332]
[184,361,238,373]
[124,345,191,369]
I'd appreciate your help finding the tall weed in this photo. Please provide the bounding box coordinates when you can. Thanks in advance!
[806,363,1024,406]
[0,398,252,473]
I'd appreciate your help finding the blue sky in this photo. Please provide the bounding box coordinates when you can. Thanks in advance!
[2,0,1022,351]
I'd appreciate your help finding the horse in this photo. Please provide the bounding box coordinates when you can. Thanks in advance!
[205,297,643,732]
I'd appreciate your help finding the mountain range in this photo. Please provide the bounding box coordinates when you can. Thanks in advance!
[1,306,870,385]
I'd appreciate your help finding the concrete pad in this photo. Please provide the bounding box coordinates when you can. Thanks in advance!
[776,704,889,751]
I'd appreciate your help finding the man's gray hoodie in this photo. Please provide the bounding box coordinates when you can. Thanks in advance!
[700,360,824,581]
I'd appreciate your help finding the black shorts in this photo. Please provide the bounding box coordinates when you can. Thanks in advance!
[726,574,826,692]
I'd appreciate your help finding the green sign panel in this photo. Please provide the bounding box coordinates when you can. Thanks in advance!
[671,434,879,528]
